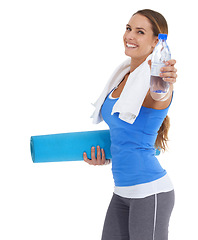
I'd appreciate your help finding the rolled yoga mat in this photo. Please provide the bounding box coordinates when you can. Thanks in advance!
[30,130,112,163]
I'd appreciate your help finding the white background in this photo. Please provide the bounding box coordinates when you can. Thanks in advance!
[0,0,197,239]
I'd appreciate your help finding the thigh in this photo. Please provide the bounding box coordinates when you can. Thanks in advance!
[101,193,130,240]
[129,190,175,240]
[155,190,175,240]
[129,194,156,240]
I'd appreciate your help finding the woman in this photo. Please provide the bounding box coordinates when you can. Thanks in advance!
[84,9,177,240]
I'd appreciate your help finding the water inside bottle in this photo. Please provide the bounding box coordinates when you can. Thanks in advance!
[150,75,169,93]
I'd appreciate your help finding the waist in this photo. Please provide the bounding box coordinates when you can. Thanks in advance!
[110,130,157,150]
[111,150,166,187]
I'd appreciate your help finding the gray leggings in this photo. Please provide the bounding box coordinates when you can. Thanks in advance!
[101,190,175,240]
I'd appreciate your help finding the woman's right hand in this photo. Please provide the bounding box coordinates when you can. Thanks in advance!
[83,146,110,166]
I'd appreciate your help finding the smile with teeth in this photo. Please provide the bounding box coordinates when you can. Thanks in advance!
[126,43,138,48]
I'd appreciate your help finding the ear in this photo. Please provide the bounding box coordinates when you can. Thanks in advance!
[152,36,159,48]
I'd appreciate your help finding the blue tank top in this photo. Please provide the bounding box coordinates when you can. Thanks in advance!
[101,90,172,187]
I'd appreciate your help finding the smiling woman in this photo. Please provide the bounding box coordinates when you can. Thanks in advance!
[84,9,177,240]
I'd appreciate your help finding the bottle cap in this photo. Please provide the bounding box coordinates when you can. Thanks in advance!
[158,33,167,40]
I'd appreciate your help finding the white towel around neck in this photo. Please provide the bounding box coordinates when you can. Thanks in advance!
[91,54,151,124]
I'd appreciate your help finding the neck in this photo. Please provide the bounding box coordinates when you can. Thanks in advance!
[130,53,151,72]
[130,57,147,73]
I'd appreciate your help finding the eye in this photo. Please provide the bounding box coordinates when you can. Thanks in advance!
[138,30,145,35]
[126,26,131,31]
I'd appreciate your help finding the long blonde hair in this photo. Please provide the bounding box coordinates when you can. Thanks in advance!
[134,9,170,152]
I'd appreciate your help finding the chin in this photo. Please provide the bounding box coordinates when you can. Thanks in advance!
[124,49,138,58]
[124,48,151,60]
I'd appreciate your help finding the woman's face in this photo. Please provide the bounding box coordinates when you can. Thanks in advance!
[123,14,158,61]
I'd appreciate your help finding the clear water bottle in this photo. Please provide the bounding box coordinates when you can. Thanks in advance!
[150,34,171,94]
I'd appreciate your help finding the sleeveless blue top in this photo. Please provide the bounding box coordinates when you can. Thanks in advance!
[101,91,172,187]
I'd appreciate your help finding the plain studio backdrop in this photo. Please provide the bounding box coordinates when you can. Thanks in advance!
[0,0,197,239]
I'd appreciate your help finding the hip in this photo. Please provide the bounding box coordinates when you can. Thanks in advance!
[114,173,174,199]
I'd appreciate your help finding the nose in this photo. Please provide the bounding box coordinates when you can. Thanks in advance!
[127,30,136,40]
[124,30,136,42]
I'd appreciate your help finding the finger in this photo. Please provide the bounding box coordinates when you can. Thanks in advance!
[165,59,176,66]
[160,71,177,79]
[162,77,176,84]
[148,60,151,70]
[101,148,106,165]
[160,66,177,73]
[83,152,92,165]
[97,146,102,165]
[91,147,97,165]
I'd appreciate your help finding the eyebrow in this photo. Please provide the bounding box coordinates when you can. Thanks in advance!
[126,24,147,32]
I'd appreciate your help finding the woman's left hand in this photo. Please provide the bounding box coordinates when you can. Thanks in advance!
[159,59,177,84]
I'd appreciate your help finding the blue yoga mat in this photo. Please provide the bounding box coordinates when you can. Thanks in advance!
[30,130,112,163]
